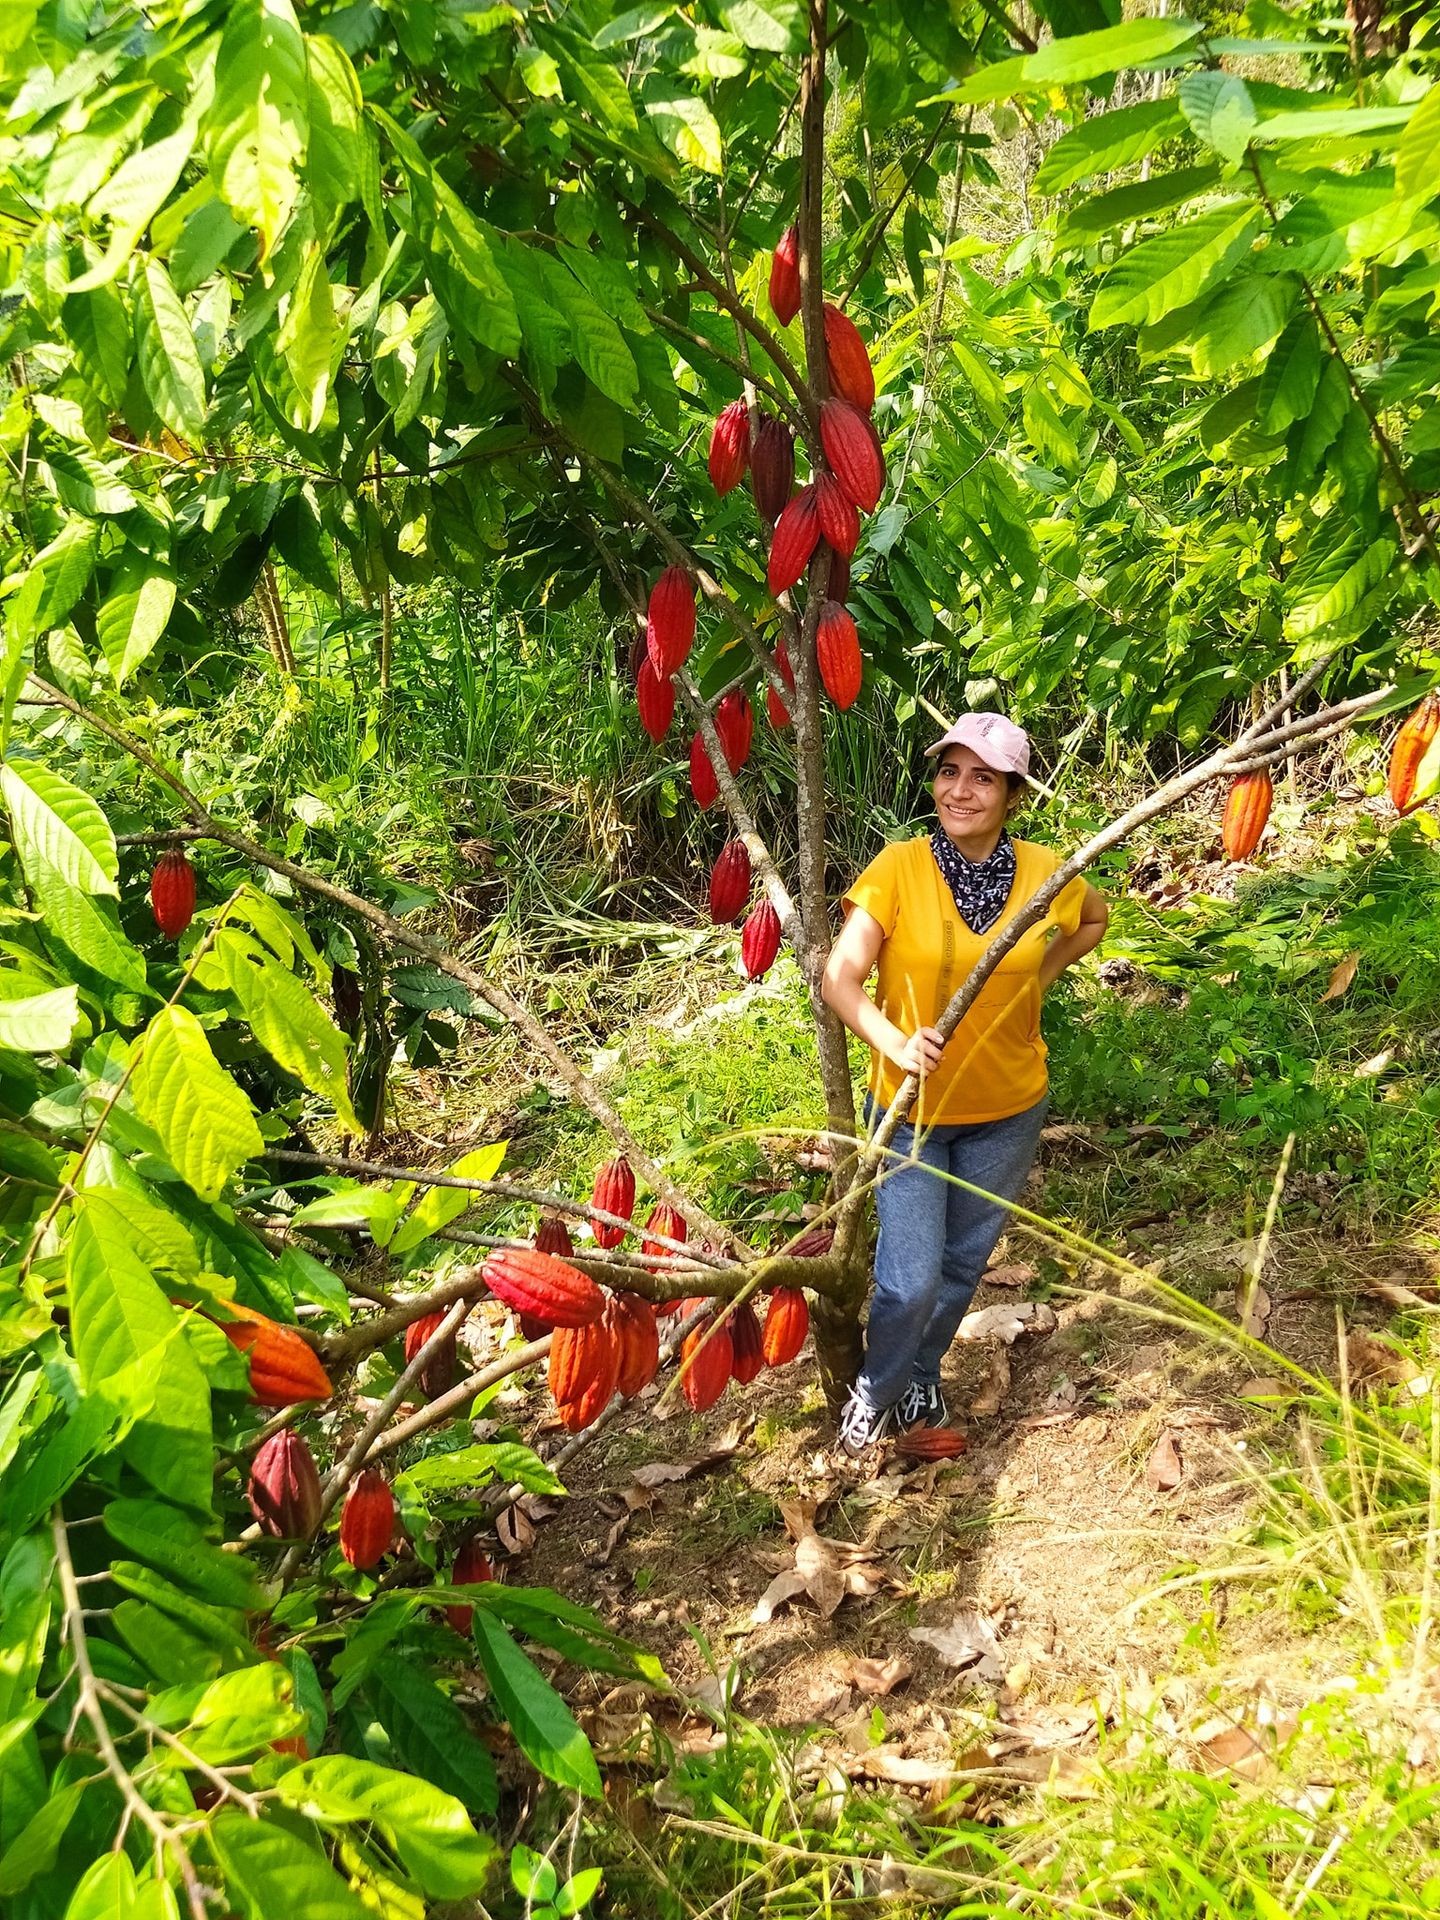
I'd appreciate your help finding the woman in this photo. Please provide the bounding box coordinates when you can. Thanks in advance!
[821,713,1108,1457]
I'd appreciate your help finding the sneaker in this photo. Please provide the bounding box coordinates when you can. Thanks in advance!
[896,1381,948,1433]
[836,1386,893,1459]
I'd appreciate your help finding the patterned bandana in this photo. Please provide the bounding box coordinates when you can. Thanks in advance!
[930,828,1016,934]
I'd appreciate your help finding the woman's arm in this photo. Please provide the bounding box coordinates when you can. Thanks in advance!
[821,907,946,1076]
[1038,881,1108,992]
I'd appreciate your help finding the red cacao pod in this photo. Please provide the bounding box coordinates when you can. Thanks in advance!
[150,849,197,939]
[715,689,753,773]
[221,1307,333,1407]
[822,301,876,411]
[708,399,749,495]
[762,1288,809,1366]
[767,684,790,729]
[535,1215,575,1258]
[445,1536,494,1635]
[247,1429,322,1539]
[788,1225,834,1259]
[817,601,863,711]
[591,1156,635,1250]
[681,1317,733,1412]
[895,1427,967,1461]
[403,1310,456,1401]
[750,414,795,524]
[690,731,720,810]
[826,545,851,605]
[608,1292,660,1398]
[339,1468,395,1570]
[549,1317,619,1431]
[636,658,675,743]
[709,841,752,926]
[480,1246,605,1327]
[728,1301,765,1385]
[1221,769,1273,862]
[820,398,885,513]
[740,899,782,982]
[642,1203,688,1260]
[646,566,696,677]
[767,485,820,596]
[1388,691,1440,813]
[815,474,860,559]
[768,224,801,326]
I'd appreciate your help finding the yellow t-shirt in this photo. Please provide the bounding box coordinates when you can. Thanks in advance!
[843,836,1087,1126]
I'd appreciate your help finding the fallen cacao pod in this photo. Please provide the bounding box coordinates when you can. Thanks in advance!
[815,474,860,559]
[768,224,801,325]
[817,601,863,711]
[642,1203,688,1259]
[646,565,696,677]
[709,840,752,926]
[894,1427,967,1461]
[549,1317,620,1430]
[339,1468,395,1570]
[445,1535,494,1635]
[822,301,876,411]
[740,899,782,982]
[481,1246,605,1327]
[247,1429,322,1540]
[728,1301,765,1385]
[151,849,197,939]
[715,688,753,772]
[591,1156,635,1250]
[404,1309,456,1401]
[608,1292,660,1398]
[767,485,820,596]
[820,398,884,513]
[1221,769,1273,861]
[1388,690,1440,814]
[681,1315,733,1412]
[708,399,750,495]
[636,658,675,743]
[750,414,795,524]
[762,1288,809,1366]
[220,1307,333,1407]
[690,731,720,810]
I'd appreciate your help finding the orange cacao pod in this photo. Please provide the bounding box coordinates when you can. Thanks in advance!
[1221,769,1273,861]
[817,601,863,711]
[150,849,197,939]
[728,1301,765,1385]
[822,302,875,411]
[895,1427,967,1461]
[708,399,749,495]
[646,566,696,677]
[715,689,753,772]
[767,485,820,596]
[591,1156,635,1250]
[445,1536,494,1635]
[820,398,885,512]
[768,224,801,325]
[709,841,752,925]
[740,898,782,981]
[636,657,675,743]
[642,1203,688,1260]
[480,1246,605,1327]
[1388,691,1440,814]
[607,1292,660,1398]
[404,1310,456,1401]
[221,1307,333,1407]
[339,1468,395,1570]
[690,731,720,810]
[247,1429,322,1539]
[549,1317,619,1430]
[681,1316,733,1412]
[815,474,860,559]
[762,1288,809,1366]
[750,414,795,524]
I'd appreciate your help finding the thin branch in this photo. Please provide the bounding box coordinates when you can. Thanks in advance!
[644,305,809,435]
[842,107,955,299]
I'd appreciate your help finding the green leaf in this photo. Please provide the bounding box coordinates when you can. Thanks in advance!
[0,982,78,1051]
[1258,314,1321,432]
[206,0,309,260]
[516,45,562,99]
[396,1440,561,1498]
[1283,530,1392,640]
[1179,70,1256,166]
[720,0,803,53]
[1250,105,1410,146]
[1090,203,1261,331]
[153,1662,300,1762]
[594,6,674,48]
[512,1846,559,1904]
[292,1184,400,1245]
[472,1611,602,1796]
[130,1006,264,1202]
[951,338,1007,432]
[390,1140,505,1253]
[642,85,723,173]
[69,118,197,292]
[1059,164,1221,241]
[36,873,151,1002]
[103,1498,266,1611]
[365,1657,500,1814]
[133,258,207,443]
[64,1853,138,1920]
[277,244,337,433]
[1035,96,1185,192]
[1180,272,1296,376]
[0,1775,84,1895]
[62,283,131,404]
[1,759,118,896]
[1396,82,1440,204]
[209,1811,372,1920]
[7,518,99,643]
[1076,453,1117,508]
[305,34,365,226]
[0,1535,52,1724]
[276,1756,497,1898]
[96,559,177,685]
[207,931,358,1132]
[956,18,1201,103]
[557,1867,604,1916]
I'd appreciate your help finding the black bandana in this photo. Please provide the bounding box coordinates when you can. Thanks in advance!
[930,828,1016,934]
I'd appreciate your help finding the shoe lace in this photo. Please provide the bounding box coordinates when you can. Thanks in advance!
[898,1382,940,1426]
[839,1391,882,1449]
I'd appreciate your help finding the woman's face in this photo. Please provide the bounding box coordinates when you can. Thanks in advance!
[932,746,1011,843]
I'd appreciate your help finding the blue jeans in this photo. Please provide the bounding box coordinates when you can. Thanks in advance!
[857,1094,1048,1410]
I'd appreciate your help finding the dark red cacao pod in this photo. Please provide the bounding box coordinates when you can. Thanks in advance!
[815,474,860,559]
[708,399,749,495]
[690,731,720,810]
[820,398,885,513]
[740,899,782,982]
[151,850,197,939]
[1388,692,1440,813]
[681,1317,733,1412]
[535,1215,575,1258]
[826,546,851,605]
[445,1536,494,1635]
[768,224,801,325]
[1221,770,1273,862]
[817,601,863,711]
[480,1247,605,1327]
[636,657,675,743]
[822,301,876,411]
[787,1225,834,1259]
[404,1309,456,1401]
[332,963,362,1037]
[750,415,795,524]
[728,1301,766,1385]
[715,689,753,772]
[607,1292,660,1398]
[591,1156,635,1251]
[549,1317,620,1431]
[247,1430,322,1539]
[709,841,752,926]
[767,485,820,596]
[642,1203,688,1260]
[762,1288,809,1366]
[339,1469,396,1570]
[646,566,696,677]
[895,1427,968,1461]
[221,1308,333,1407]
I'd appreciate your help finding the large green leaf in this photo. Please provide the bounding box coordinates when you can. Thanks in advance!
[103,1498,266,1612]
[1,759,118,896]
[6,518,97,643]
[389,1140,506,1253]
[472,1611,602,1796]
[70,117,197,292]
[209,1813,371,1920]
[205,930,358,1132]
[1179,70,1256,166]
[1090,203,1261,331]
[1283,529,1392,640]
[1035,96,1186,192]
[304,33,364,227]
[0,981,78,1052]
[130,1006,264,1202]
[956,18,1202,104]
[96,559,177,685]
[276,1756,496,1898]
[1396,82,1440,204]
[364,1657,499,1814]
[0,1535,52,1725]
[206,0,309,260]
[0,1775,84,1895]
[1258,314,1321,432]
[133,258,207,442]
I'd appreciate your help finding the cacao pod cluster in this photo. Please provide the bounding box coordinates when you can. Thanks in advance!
[244,1431,406,1575]
[676,1286,810,1414]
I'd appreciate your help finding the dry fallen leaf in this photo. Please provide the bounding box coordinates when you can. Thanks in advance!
[1193,1712,1298,1778]
[839,1654,913,1697]
[1145,1428,1183,1492]
[753,1502,887,1622]
[1237,1280,1271,1341]
[957,1301,1058,1345]
[968,1347,1011,1418]
[495,1502,536,1555]
[631,1425,749,1487]
[1360,1278,1438,1311]
[1345,1329,1423,1390]
[1353,1049,1394,1078]
[909,1610,1005,1684]
[1319,950,1360,1002]
[981,1262,1037,1290]
[1235,1375,1297,1403]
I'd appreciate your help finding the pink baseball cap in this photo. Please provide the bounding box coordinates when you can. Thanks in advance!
[924,712,1031,776]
